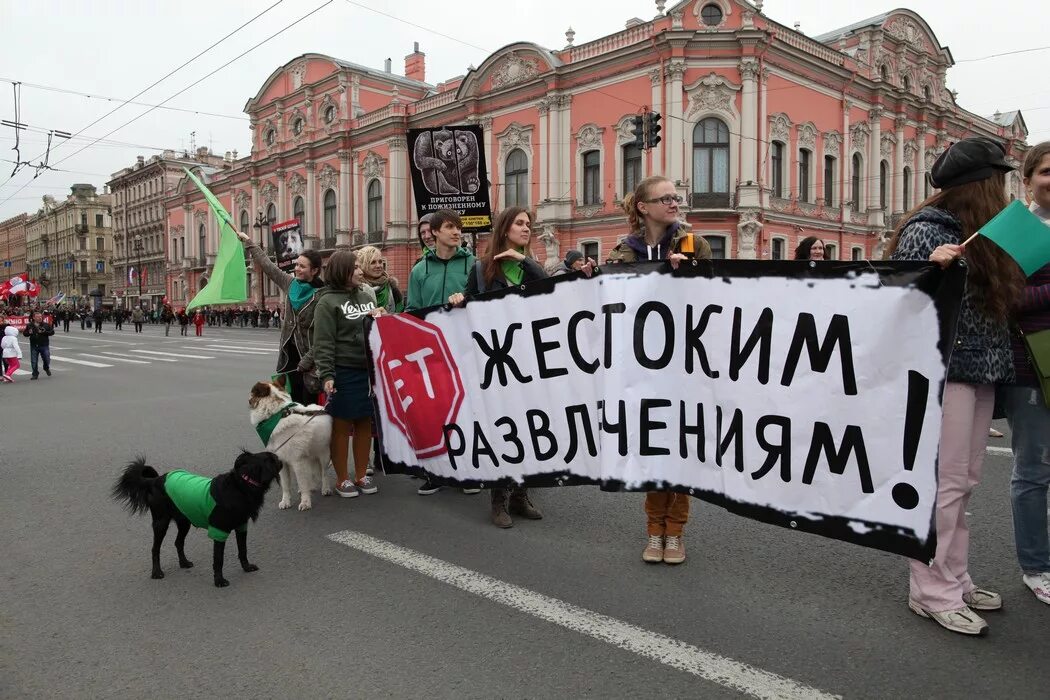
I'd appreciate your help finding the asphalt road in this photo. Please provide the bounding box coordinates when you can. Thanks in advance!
[0,324,1044,699]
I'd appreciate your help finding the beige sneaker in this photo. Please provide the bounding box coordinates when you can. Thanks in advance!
[908,600,988,636]
[642,535,664,563]
[663,535,686,565]
[962,588,1002,611]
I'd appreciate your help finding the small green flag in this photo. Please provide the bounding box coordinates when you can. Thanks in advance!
[183,167,247,310]
[977,199,1050,277]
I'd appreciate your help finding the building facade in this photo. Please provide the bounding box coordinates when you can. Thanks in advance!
[0,213,28,279]
[25,185,114,306]
[164,2,1030,305]
[109,148,230,309]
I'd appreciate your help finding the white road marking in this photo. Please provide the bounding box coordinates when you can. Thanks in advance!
[204,344,275,352]
[50,356,113,368]
[183,346,269,355]
[986,446,1012,456]
[100,351,176,363]
[52,335,139,346]
[133,349,214,360]
[327,530,838,700]
[78,353,151,364]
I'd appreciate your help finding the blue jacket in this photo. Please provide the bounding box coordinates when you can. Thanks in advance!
[891,206,1014,385]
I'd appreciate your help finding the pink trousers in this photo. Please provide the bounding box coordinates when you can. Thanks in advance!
[909,382,995,612]
[2,357,19,378]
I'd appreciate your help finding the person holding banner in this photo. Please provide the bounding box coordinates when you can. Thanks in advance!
[608,175,712,565]
[888,136,1025,635]
[312,250,384,499]
[236,230,324,405]
[460,206,547,527]
[1001,141,1050,605]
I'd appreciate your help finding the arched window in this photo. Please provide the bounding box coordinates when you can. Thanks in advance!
[198,224,206,261]
[179,237,185,260]
[923,85,932,101]
[851,153,863,210]
[171,236,177,262]
[366,180,383,234]
[879,65,890,81]
[771,141,785,198]
[582,150,601,205]
[622,143,642,196]
[240,210,249,236]
[902,76,911,92]
[692,118,730,207]
[823,155,836,205]
[293,196,305,231]
[505,149,529,209]
[798,149,812,203]
[323,189,336,242]
[825,243,838,261]
[266,203,276,224]
[903,167,912,210]
[880,160,889,210]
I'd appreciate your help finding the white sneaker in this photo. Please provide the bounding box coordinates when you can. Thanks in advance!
[1023,573,1050,605]
[462,487,481,495]
[962,587,1002,611]
[908,600,988,636]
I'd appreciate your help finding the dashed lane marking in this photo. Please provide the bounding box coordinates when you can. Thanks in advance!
[132,350,215,360]
[327,530,839,700]
[78,353,151,364]
[100,351,176,363]
[49,356,113,368]
[182,346,269,355]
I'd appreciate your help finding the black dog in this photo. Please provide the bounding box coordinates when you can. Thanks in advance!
[112,451,281,587]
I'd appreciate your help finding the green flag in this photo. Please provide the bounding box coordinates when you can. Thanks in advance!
[182,167,247,310]
[977,199,1050,277]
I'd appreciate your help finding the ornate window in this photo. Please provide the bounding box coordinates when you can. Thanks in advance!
[771,141,785,198]
[323,189,336,241]
[366,180,383,234]
[265,128,276,146]
[582,150,601,206]
[903,167,912,210]
[323,105,337,124]
[692,118,730,205]
[622,144,642,197]
[292,117,305,136]
[504,149,529,209]
[799,149,812,203]
[880,64,890,81]
[852,247,863,261]
[293,196,305,230]
[700,4,723,26]
[825,243,838,261]
[266,203,276,224]
[240,210,249,234]
[902,76,911,92]
[923,86,932,101]
[705,235,727,259]
[823,156,836,206]
[771,238,785,261]
[580,240,600,263]
[851,153,863,209]
[198,224,206,260]
[880,160,889,210]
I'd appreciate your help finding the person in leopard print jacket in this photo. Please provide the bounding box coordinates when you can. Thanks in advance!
[888,136,1025,637]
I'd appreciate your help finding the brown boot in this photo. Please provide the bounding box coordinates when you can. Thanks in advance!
[491,489,512,528]
[509,488,543,520]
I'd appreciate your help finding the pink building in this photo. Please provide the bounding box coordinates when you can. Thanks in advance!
[165,3,1031,305]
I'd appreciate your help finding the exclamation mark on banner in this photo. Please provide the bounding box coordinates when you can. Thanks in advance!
[892,370,929,510]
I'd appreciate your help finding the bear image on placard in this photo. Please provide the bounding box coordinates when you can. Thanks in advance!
[413,129,460,195]
[451,129,480,194]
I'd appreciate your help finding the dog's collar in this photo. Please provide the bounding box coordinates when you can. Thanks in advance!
[255,401,299,446]
[240,472,263,487]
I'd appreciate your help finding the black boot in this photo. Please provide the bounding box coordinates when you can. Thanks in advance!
[509,487,543,520]
[490,489,512,528]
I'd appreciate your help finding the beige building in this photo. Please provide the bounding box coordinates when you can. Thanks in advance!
[25,185,114,306]
[109,148,230,308]
[0,213,28,278]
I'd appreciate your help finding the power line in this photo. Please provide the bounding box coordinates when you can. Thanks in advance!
[955,45,1050,63]
[0,79,250,122]
[343,0,488,53]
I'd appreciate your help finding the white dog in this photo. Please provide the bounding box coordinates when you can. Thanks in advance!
[249,380,332,511]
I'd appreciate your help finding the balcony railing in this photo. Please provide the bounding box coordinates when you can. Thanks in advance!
[322,237,337,249]
[366,230,383,244]
[74,224,89,234]
[690,192,732,209]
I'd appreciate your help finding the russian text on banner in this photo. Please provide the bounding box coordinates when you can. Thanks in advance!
[367,261,965,562]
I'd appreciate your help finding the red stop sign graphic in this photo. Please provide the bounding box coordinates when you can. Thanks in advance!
[376,314,465,459]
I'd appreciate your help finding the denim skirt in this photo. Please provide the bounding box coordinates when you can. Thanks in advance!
[325,366,374,420]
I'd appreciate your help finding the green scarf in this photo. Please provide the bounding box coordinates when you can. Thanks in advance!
[374,283,390,310]
[500,248,527,286]
[256,402,296,445]
[288,279,318,311]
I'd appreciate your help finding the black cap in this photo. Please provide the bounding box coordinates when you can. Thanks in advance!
[929,136,1014,190]
[564,250,583,267]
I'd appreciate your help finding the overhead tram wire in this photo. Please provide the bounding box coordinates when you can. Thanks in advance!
[0,0,334,211]
[0,0,284,191]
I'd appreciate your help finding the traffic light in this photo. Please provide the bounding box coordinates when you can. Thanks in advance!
[644,112,662,149]
[629,115,645,149]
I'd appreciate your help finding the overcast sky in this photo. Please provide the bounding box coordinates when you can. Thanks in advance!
[1,0,1045,221]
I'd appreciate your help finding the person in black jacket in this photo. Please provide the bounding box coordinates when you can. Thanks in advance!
[461,206,546,527]
[22,311,54,379]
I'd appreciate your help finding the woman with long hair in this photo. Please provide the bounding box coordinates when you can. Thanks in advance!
[794,236,825,260]
[888,136,1025,635]
[462,206,547,527]
[356,245,404,313]
[1001,141,1050,605]
[608,175,712,566]
[237,230,325,404]
[313,249,384,498]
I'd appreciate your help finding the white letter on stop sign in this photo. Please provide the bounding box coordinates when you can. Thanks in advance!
[387,347,436,410]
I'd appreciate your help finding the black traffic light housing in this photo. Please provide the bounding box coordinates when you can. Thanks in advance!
[644,112,662,149]
[629,115,645,149]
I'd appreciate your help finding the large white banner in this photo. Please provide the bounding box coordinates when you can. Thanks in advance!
[369,262,963,560]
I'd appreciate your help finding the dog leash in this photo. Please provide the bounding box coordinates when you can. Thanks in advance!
[268,407,326,454]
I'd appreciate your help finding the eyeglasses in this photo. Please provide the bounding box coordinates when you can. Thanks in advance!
[644,195,683,205]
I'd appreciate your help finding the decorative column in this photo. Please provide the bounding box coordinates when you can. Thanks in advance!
[666,60,686,186]
[867,107,883,227]
[538,99,550,201]
[304,161,318,249]
[893,116,906,214]
[337,150,351,246]
[649,68,664,176]
[388,136,409,242]
[276,169,286,221]
[916,124,928,203]
[738,58,760,208]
